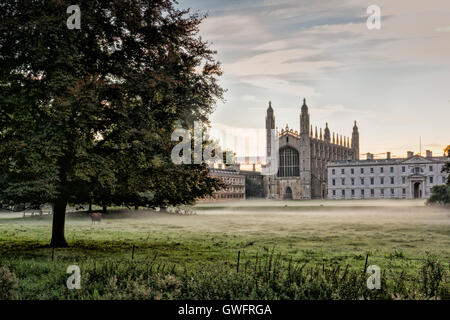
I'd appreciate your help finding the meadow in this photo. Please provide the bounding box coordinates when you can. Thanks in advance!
[0,199,449,300]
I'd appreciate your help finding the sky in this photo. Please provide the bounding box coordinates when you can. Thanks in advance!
[179,0,450,159]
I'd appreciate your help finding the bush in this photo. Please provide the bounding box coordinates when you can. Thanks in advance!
[0,266,19,300]
[427,185,450,205]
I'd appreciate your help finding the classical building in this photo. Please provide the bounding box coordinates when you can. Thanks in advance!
[264,98,359,200]
[327,151,449,199]
[200,167,246,202]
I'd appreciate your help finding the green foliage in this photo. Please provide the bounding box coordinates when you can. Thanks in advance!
[0,266,19,300]
[427,185,450,205]
[0,0,224,244]
[442,162,450,185]
[1,253,449,300]
[427,162,450,205]
[245,177,264,198]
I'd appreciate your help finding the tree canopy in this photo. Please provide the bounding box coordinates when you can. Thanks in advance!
[0,0,224,246]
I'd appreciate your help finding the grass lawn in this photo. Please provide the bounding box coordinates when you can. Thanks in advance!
[0,199,449,299]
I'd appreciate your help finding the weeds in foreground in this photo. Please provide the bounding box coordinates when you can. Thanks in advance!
[1,251,449,300]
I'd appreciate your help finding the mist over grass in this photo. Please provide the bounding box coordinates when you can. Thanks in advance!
[0,200,449,299]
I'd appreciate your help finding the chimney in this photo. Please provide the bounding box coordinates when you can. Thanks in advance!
[407,151,414,158]
[426,150,432,158]
[366,153,373,160]
[387,152,391,160]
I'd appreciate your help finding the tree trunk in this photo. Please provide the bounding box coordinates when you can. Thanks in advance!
[50,197,68,247]
[134,205,139,210]
[88,202,92,213]
[102,201,107,213]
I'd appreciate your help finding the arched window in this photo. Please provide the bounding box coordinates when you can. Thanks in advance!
[278,147,300,177]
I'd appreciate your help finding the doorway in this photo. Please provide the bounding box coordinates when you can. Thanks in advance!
[284,187,293,200]
[413,182,422,199]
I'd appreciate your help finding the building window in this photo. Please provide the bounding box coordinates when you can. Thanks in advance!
[402,166,405,173]
[361,178,365,185]
[391,188,394,195]
[341,178,345,185]
[390,167,394,173]
[351,189,355,196]
[429,176,433,184]
[429,166,433,172]
[278,147,299,177]
[351,178,355,186]
[402,177,406,184]
[342,190,345,196]
[361,168,364,174]
[390,177,394,184]
[361,189,365,196]
[381,189,384,195]
[351,168,354,174]
[341,169,345,174]
[370,178,374,185]
[380,177,384,184]
[370,168,374,174]
[380,167,384,173]
[415,167,420,174]
[371,189,374,196]
[332,179,336,186]
[332,190,336,196]
[402,188,406,195]
[332,169,335,175]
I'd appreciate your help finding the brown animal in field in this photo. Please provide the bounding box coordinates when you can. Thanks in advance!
[89,213,102,224]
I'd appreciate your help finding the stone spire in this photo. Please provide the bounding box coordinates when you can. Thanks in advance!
[352,120,360,160]
[324,122,330,143]
[266,101,275,157]
[300,98,310,136]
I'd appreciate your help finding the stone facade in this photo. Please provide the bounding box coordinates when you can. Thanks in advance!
[327,152,449,200]
[200,168,246,202]
[264,99,359,200]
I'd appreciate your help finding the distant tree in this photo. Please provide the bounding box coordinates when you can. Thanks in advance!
[427,185,450,205]
[0,1,224,246]
[442,162,450,185]
[427,160,450,205]
[245,177,264,198]
[445,145,450,157]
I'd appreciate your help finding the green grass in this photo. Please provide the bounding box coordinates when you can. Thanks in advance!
[0,199,449,299]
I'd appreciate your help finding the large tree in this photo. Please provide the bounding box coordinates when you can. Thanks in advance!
[0,0,224,246]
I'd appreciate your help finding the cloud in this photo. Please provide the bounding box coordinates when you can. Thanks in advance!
[435,26,450,32]
[224,49,342,77]
[190,0,450,157]
[239,76,319,97]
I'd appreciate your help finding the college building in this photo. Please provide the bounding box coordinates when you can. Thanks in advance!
[264,98,359,200]
[200,166,246,201]
[327,151,449,200]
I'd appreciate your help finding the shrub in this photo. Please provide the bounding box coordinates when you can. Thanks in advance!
[0,266,19,300]
[427,185,450,205]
